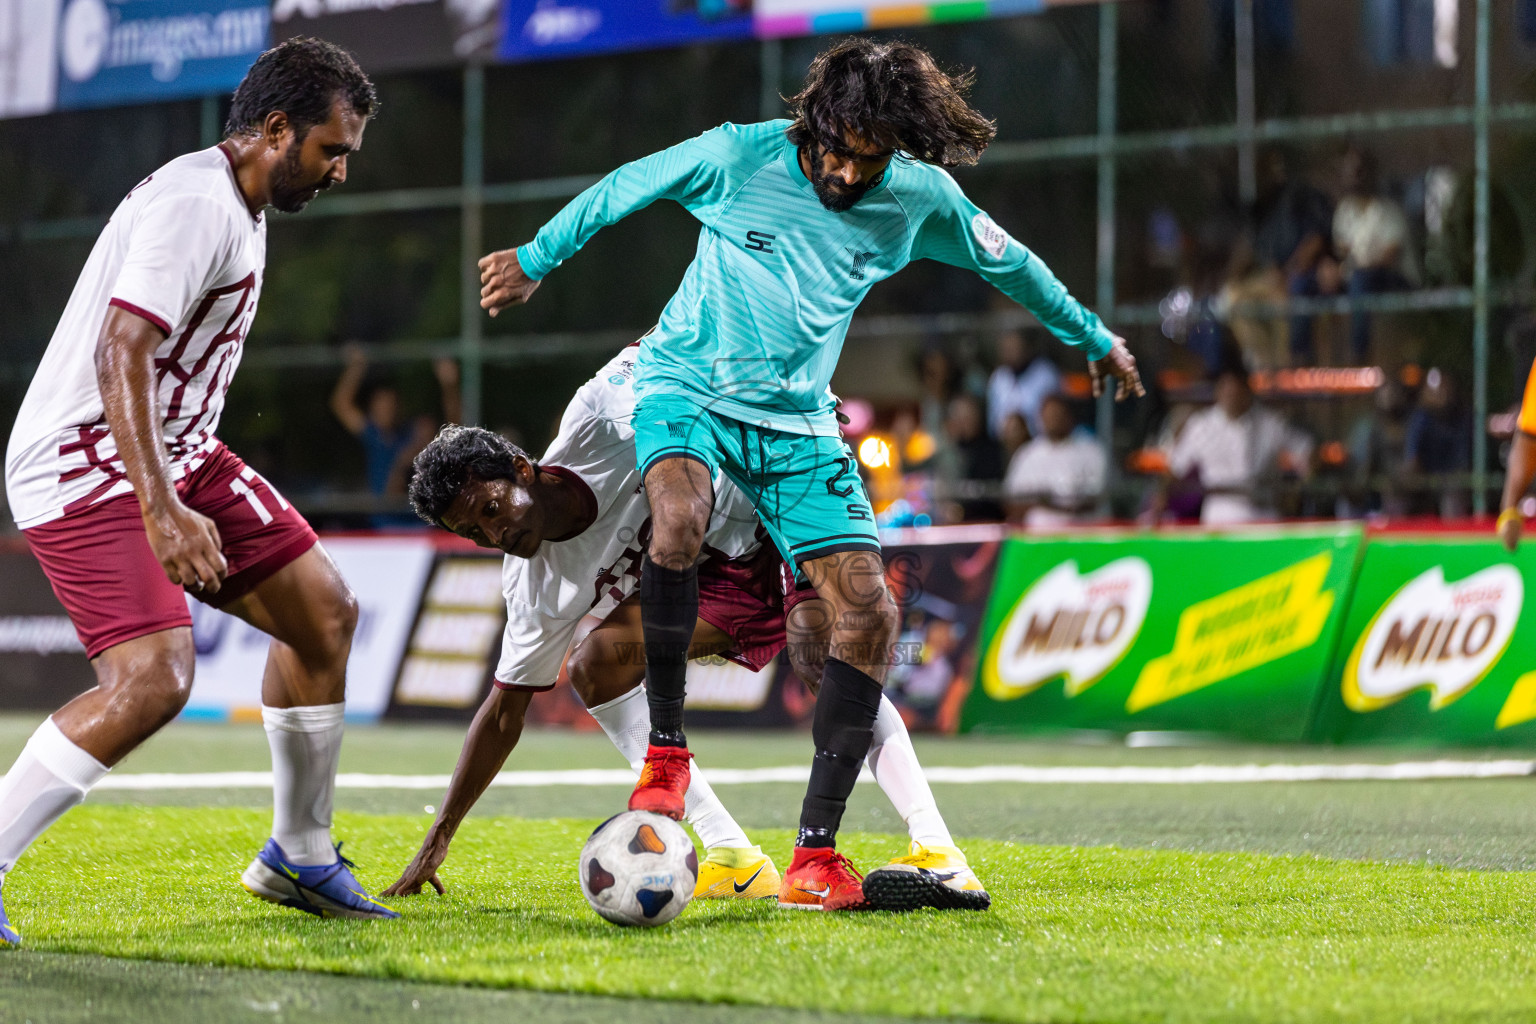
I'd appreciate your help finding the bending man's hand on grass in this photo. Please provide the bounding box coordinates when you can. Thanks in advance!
[382,828,450,896]
[382,686,532,896]
[478,246,540,317]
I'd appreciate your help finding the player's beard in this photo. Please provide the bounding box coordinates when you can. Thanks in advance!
[269,142,329,214]
[807,145,881,213]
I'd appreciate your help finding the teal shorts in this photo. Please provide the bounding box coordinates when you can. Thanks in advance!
[632,391,881,571]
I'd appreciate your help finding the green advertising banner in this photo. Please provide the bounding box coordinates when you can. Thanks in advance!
[961,526,1364,741]
[1311,537,1536,746]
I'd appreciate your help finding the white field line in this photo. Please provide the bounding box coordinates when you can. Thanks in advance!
[91,759,1536,791]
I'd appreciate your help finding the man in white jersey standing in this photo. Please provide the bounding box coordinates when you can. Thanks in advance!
[380,349,988,911]
[0,39,395,943]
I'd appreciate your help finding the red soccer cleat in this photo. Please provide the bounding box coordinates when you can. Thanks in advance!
[627,743,691,820]
[777,846,871,911]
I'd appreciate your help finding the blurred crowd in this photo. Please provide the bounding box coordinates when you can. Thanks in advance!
[850,324,1496,529]
[845,143,1522,529]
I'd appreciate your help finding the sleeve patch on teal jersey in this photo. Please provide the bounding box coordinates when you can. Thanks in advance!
[971,213,1012,259]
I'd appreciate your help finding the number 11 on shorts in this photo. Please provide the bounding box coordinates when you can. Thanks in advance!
[229,467,289,525]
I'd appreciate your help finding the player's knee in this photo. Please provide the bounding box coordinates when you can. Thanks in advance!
[830,587,899,665]
[566,643,639,707]
[647,498,709,567]
[833,584,898,641]
[565,643,603,705]
[312,584,359,663]
[98,645,195,725]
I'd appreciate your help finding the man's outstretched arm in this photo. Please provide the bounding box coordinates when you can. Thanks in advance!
[911,176,1143,400]
[479,128,738,315]
[381,685,532,896]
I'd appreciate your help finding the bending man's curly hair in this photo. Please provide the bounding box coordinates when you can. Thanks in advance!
[408,425,530,528]
[785,38,996,168]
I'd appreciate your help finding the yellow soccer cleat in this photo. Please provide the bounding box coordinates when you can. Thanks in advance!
[692,845,780,900]
[862,842,991,912]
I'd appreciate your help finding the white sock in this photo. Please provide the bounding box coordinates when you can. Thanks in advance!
[262,703,345,866]
[587,686,752,851]
[867,696,954,849]
[0,717,109,874]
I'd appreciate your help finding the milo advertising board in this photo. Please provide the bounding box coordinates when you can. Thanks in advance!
[1311,538,1536,745]
[962,526,1364,741]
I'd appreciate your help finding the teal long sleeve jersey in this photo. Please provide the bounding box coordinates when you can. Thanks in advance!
[517,120,1117,438]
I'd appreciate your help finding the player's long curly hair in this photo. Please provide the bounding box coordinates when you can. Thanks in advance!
[785,38,996,168]
[409,425,531,529]
[225,37,378,139]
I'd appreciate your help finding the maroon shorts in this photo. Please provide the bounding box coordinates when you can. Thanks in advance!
[23,443,317,659]
[695,548,790,673]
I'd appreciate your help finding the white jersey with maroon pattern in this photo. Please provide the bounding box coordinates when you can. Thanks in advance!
[495,346,765,689]
[5,146,266,529]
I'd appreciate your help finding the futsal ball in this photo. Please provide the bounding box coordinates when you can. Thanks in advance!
[579,810,698,927]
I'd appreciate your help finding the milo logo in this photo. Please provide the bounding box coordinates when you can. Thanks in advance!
[1342,565,1523,712]
[981,558,1152,701]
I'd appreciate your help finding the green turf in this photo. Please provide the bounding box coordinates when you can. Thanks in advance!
[8,715,1536,870]
[6,805,1536,1024]
[3,951,953,1024]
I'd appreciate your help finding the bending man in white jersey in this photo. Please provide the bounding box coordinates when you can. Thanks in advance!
[0,40,395,943]
[384,348,987,911]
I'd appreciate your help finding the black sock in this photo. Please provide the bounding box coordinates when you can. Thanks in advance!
[797,658,884,849]
[641,554,697,748]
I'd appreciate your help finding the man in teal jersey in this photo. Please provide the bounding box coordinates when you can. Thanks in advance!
[478,38,1143,912]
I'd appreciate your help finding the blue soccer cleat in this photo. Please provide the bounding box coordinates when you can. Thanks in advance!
[0,880,18,946]
[241,839,399,920]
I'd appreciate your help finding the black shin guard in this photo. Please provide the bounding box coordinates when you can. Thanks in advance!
[640,554,697,747]
[797,658,885,849]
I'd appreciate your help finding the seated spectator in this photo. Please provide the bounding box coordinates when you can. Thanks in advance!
[987,329,1061,439]
[1223,149,1333,368]
[1342,379,1411,517]
[998,411,1031,467]
[1003,395,1106,529]
[1332,146,1414,363]
[330,344,461,526]
[1161,367,1313,525]
[1404,367,1471,519]
[917,344,960,441]
[936,393,1004,522]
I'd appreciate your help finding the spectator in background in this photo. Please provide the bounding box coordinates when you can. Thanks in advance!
[1224,149,1333,368]
[1332,146,1413,364]
[1160,367,1313,525]
[1004,394,1106,529]
[1404,367,1471,519]
[917,345,960,442]
[936,392,1004,522]
[330,344,462,526]
[1342,378,1411,518]
[997,411,1031,467]
[987,328,1061,439]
